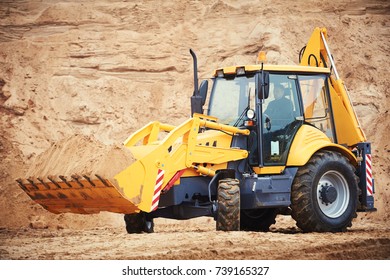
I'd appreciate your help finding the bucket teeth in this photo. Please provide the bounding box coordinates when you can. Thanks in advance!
[82,175,95,187]
[16,178,28,192]
[95,174,109,187]
[27,178,39,190]
[16,174,108,191]
[71,174,85,187]
[37,177,51,189]
[47,176,62,188]
[59,175,72,188]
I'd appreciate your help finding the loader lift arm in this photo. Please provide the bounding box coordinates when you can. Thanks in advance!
[115,113,249,213]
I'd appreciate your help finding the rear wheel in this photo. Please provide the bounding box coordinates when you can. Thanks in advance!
[240,208,277,232]
[291,151,358,232]
[216,178,240,231]
[124,212,154,234]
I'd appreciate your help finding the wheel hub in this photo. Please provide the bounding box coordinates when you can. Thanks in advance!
[319,183,337,205]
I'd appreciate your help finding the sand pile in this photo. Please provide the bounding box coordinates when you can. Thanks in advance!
[25,134,135,185]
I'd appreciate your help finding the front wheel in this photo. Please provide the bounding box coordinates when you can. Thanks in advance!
[240,208,277,232]
[216,178,240,231]
[124,212,154,234]
[291,151,358,232]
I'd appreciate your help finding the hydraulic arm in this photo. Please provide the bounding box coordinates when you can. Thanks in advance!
[299,27,366,147]
[17,114,249,214]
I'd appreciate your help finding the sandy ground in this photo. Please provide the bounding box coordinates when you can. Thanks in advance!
[1,217,389,260]
[0,0,389,260]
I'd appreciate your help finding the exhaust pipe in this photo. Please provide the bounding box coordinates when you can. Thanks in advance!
[190,49,199,97]
[190,49,203,116]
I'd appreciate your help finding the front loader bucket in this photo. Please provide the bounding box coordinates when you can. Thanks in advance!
[17,135,141,215]
[16,175,138,214]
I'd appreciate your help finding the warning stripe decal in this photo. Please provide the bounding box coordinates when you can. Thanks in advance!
[366,154,373,196]
[151,169,165,211]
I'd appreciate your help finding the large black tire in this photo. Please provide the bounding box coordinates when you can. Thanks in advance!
[124,212,154,234]
[291,151,358,232]
[240,208,277,232]
[216,178,240,231]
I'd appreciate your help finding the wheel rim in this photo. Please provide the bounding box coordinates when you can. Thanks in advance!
[317,170,350,218]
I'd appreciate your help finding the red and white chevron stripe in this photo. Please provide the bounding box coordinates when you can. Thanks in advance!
[366,154,373,196]
[151,169,165,211]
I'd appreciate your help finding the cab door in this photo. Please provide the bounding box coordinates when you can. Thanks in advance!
[260,73,303,166]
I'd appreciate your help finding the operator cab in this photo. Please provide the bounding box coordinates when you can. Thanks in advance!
[206,65,334,167]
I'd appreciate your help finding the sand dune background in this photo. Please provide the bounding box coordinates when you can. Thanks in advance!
[0,0,389,259]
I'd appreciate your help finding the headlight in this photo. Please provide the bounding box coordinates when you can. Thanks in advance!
[246,109,255,120]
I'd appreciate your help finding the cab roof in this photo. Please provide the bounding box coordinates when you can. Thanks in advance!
[213,64,331,77]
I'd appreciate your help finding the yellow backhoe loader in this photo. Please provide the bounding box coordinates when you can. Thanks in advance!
[17,27,376,233]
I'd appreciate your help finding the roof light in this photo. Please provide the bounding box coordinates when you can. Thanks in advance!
[236,67,245,76]
[216,70,224,77]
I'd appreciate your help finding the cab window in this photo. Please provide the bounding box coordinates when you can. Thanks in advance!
[298,75,334,141]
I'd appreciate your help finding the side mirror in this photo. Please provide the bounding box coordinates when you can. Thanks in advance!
[199,80,208,106]
[258,72,270,99]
